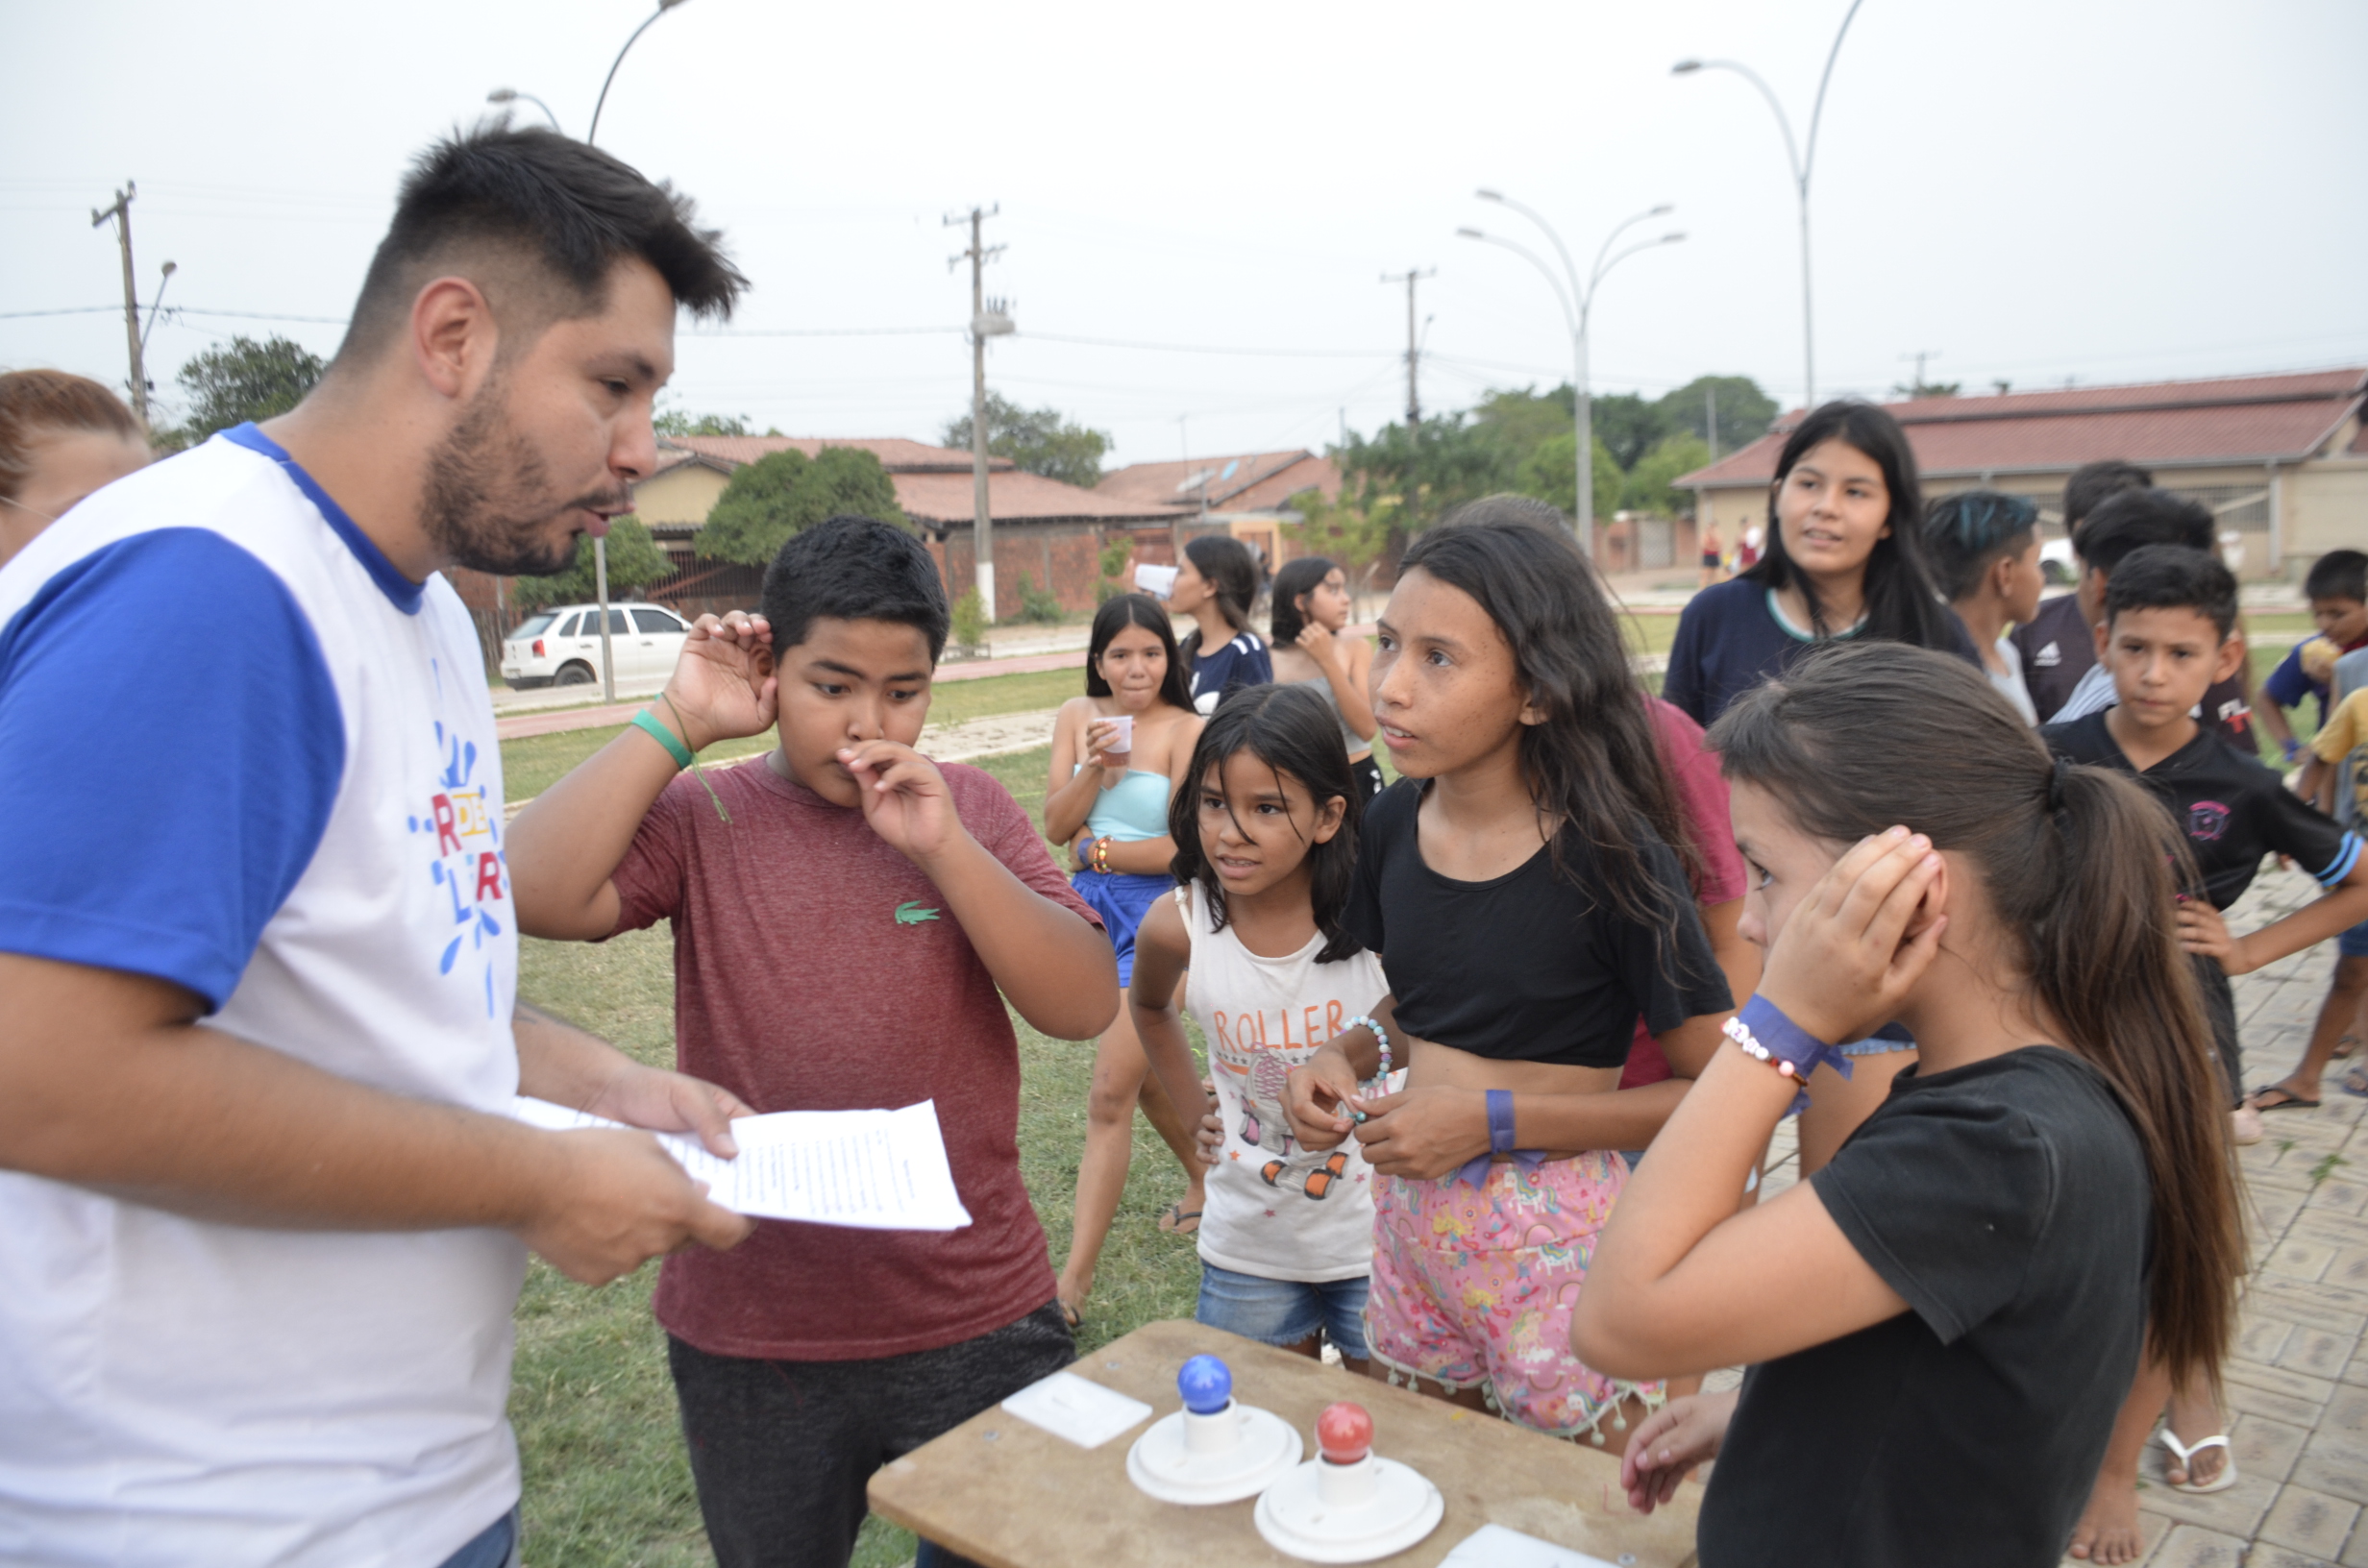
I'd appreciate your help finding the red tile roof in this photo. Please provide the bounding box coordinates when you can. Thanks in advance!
[1097,450,1340,511]
[895,469,1189,526]
[659,434,1015,473]
[1677,369,2368,488]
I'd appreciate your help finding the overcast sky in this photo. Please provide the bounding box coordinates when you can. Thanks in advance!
[8,0,2364,471]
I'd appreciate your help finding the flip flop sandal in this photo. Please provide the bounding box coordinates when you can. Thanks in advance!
[2156,1428,2238,1494]
[2344,1066,2368,1100]
[1057,1298,1082,1332]
[1155,1202,1204,1236]
[2334,1034,2362,1061]
[2246,1086,2323,1112]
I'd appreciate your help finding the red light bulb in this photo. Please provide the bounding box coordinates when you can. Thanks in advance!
[1316,1402,1372,1464]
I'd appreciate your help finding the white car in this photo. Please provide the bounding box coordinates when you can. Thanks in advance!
[501,601,690,688]
[2039,536,2077,586]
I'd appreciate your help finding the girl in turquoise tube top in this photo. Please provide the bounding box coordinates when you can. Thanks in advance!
[1045,593,1206,1327]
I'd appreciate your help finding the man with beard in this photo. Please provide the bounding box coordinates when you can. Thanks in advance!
[0,126,755,1568]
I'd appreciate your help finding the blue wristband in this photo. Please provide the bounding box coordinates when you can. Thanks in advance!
[1725,996,1855,1116]
[1486,1089,1517,1155]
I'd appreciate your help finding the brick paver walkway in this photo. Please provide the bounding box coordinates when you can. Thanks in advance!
[1746,863,2366,1567]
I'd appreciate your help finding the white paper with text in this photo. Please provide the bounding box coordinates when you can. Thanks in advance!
[511,1096,973,1231]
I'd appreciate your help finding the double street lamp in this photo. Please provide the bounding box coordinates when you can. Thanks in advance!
[1459,196,1683,559]
[483,0,691,702]
[1672,0,1865,410]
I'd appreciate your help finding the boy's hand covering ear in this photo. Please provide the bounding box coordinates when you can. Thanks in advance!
[840,742,963,864]
[666,612,778,751]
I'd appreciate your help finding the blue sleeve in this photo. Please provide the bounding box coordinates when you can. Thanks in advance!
[2262,645,2314,709]
[0,530,343,1009]
[1245,638,1273,686]
[1662,602,1709,725]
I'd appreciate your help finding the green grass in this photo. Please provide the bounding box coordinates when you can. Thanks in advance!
[503,667,1087,802]
[506,743,1205,1567]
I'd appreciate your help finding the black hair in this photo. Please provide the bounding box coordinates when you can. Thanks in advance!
[2064,459,2155,542]
[1922,490,2039,602]
[1269,555,1339,647]
[2105,545,2240,641]
[1177,533,1260,663]
[1168,684,1365,963]
[1740,400,1958,645]
[1085,593,1195,712]
[2305,549,2368,605]
[338,123,745,365]
[758,515,949,660]
[2077,489,2215,577]
[1709,641,2242,1393]
[1396,518,1692,923]
[1441,493,1569,532]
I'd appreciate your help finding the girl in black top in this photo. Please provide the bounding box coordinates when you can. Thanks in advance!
[1574,642,2244,1568]
[1285,519,1732,1447]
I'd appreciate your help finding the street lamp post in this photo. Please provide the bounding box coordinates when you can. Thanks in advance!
[1459,197,1682,559]
[488,0,691,702]
[1673,0,1865,410]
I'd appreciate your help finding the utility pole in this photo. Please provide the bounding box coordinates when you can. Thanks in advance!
[948,206,1009,622]
[90,184,149,427]
[1901,349,1941,397]
[1381,268,1435,427]
[1706,383,1719,462]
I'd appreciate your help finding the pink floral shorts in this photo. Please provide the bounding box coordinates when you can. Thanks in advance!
[1363,1151,1663,1442]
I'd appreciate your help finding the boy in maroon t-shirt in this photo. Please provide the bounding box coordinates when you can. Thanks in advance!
[508,516,1118,1568]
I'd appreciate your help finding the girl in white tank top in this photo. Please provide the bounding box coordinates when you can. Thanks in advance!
[1130,685,1389,1364]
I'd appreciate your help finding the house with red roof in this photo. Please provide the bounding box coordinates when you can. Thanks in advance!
[1676,369,2368,579]
[1096,449,1342,577]
[627,435,1192,619]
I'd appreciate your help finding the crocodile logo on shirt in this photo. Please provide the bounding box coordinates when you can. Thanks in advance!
[895,901,942,926]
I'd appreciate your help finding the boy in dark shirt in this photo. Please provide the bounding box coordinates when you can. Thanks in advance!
[507,516,1120,1568]
[2256,549,2368,765]
[2043,545,2366,1558]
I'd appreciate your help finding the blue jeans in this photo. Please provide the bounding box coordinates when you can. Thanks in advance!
[436,1508,519,1568]
[1196,1262,1370,1361]
[2339,918,2368,959]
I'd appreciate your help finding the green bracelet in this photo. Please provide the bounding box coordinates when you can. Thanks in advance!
[631,708,694,771]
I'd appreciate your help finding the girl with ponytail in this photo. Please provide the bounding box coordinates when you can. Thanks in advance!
[1571,640,2242,1568]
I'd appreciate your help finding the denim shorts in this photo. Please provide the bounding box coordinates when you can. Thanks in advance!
[2341,919,2368,960]
[1196,1262,1369,1361]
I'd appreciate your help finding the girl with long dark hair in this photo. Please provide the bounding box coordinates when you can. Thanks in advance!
[1664,400,1979,1164]
[1044,593,1206,1323]
[1169,533,1271,713]
[1576,641,2244,1568]
[1131,684,1390,1369]
[1282,519,1734,1448]
[1269,554,1381,797]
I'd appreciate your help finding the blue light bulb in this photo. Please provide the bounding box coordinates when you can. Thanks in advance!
[1177,1354,1232,1415]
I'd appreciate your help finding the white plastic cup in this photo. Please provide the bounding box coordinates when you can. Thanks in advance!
[1103,715,1134,759]
[1134,563,1178,600]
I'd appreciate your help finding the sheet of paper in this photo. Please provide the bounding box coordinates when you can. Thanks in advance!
[511,1096,973,1231]
[998,1370,1154,1450]
[1440,1524,1623,1568]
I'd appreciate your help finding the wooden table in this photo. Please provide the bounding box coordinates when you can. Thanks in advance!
[868,1319,1700,1568]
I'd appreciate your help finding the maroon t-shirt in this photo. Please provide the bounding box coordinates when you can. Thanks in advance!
[1621,699,1749,1090]
[609,755,1101,1361]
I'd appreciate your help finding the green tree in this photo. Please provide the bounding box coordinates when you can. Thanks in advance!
[1620,433,1714,516]
[511,516,673,611]
[1283,485,1393,588]
[1096,535,1136,603]
[167,334,326,446]
[694,446,906,565]
[1588,391,1668,473]
[1656,376,1777,453]
[1515,430,1623,522]
[654,408,753,437]
[1888,377,1961,401]
[1468,384,1574,464]
[1334,416,1513,548]
[942,392,1111,490]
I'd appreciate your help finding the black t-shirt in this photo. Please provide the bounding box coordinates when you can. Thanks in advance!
[2039,711,2356,910]
[1341,779,1730,1067]
[1698,1047,2150,1568]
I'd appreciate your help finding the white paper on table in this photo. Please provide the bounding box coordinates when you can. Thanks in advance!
[1440,1525,1623,1568]
[998,1370,1153,1450]
[511,1096,973,1231]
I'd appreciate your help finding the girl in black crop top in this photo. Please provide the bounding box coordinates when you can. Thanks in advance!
[1281,517,1734,1448]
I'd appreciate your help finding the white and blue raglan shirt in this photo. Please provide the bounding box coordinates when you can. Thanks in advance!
[0,426,524,1566]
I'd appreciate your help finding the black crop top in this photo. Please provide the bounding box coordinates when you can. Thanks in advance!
[1342,779,1731,1068]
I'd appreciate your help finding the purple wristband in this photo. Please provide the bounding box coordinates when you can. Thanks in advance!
[1725,995,1854,1115]
[1486,1089,1517,1155]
